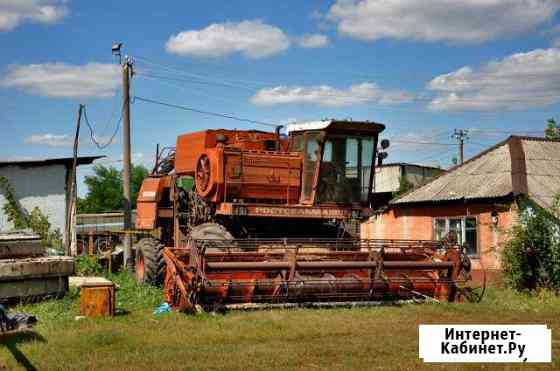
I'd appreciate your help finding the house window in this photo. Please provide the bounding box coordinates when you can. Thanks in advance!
[433,217,478,256]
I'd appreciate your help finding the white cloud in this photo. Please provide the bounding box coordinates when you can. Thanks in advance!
[166,20,290,58]
[24,133,72,147]
[427,48,560,111]
[0,0,69,31]
[296,33,330,48]
[327,0,559,43]
[1,63,120,98]
[251,82,412,107]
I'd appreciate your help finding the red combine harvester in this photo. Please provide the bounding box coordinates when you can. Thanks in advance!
[134,120,476,312]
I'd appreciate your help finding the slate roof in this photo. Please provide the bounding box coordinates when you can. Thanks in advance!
[391,136,560,210]
[377,162,444,171]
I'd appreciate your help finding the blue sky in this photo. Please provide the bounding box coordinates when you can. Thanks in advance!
[1,1,559,195]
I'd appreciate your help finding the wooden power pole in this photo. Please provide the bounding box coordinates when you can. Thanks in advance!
[65,104,83,256]
[122,56,133,272]
[452,129,469,164]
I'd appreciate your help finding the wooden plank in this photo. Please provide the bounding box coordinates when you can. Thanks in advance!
[69,276,113,288]
[0,257,74,281]
[0,276,68,302]
[0,232,41,241]
[0,240,45,259]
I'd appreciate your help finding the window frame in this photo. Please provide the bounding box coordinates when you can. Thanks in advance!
[432,215,479,257]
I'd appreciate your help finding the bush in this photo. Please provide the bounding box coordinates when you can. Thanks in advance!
[393,175,414,197]
[28,207,63,249]
[75,256,105,276]
[0,176,62,249]
[502,197,560,291]
[108,270,162,311]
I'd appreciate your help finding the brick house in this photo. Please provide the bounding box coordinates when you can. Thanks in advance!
[362,136,560,281]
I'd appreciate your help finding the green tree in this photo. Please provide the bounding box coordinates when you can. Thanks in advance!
[393,175,414,197]
[131,164,150,207]
[78,164,149,213]
[545,118,560,140]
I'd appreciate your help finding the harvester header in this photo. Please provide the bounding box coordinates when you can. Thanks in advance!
[164,238,473,313]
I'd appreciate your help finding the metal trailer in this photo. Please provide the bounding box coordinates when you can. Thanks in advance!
[76,212,137,255]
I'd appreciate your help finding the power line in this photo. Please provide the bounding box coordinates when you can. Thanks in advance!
[133,96,280,128]
[134,63,559,117]
[134,55,560,87]
[97,86,123,137]
[136,71,255,92]
[138,68,560,104]
[416,147,457,164]
[469,141,491,147]
[469,128,544,134]
[391,139,456,146]
[137,73,245,105]
[134,56,266,88]
[134,56,560,105]
[82,105,123,149]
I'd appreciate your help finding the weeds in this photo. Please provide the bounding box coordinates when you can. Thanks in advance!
[108,270,162,312]
[2,283,559,370]
[75,255,106,276]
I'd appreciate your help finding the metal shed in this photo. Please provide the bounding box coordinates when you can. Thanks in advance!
[0,156,102,239]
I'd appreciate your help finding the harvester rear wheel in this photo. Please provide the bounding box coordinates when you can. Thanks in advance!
[135,237,165,286]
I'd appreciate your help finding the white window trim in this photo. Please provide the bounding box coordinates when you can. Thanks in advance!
[433,216,479,257]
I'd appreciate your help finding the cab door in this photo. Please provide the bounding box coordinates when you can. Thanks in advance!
[300,131,321,205]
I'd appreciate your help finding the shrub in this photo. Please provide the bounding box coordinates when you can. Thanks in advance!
[0,176,62,248]
[502,197,560,291]
[393,175,414,198]
[75,256,105,276]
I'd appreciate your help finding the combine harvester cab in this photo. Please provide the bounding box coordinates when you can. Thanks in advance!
[163,238,474,313]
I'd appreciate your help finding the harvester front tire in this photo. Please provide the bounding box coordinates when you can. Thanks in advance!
[189,223,233,240]
[189,223,234,252]
[135,238,165,286]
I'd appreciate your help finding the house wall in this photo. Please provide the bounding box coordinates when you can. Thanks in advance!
[361,201,518,276]
[0,164,68,236]
[403,165,443,188]
[374,165,443,193]
[374,166,401,193]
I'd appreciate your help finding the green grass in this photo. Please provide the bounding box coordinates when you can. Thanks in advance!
[1,278,559,370]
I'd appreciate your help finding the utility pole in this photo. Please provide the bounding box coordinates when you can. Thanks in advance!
[65,104,83,256]
[452,129,469,164]
[123,57,133,272]
[114,42,134,272]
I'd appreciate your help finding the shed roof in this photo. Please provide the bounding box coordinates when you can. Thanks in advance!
[0,156,103,168]
[377,162,444,171]
[391,136,560,210]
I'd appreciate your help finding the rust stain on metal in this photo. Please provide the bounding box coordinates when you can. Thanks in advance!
[79,281,115,318]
